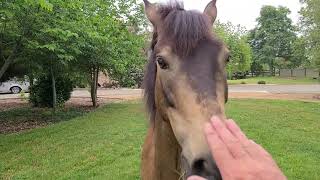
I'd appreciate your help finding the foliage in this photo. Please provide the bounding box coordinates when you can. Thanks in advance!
[300,0,320,70]
[1,100,320,179]
[214,22,252,77]
[257,80,266,84]
[0,0,57,80]
[1,0,147,107]
[250,61,264,76]
[29,75,73,108]
[249,6,297,74]
[0,62,27,82]
[74,1,145,75]
[291,37,308,68]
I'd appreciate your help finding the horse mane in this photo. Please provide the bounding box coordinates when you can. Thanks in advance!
[143,1,213,123]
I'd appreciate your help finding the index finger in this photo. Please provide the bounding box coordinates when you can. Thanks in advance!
[211,117,249,159]
[225,119,248,143]
[204,123,233,168]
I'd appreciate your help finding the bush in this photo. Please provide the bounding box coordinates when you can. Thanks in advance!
[109,67,144,88]
[231,72,247,80]
[241,81,247,84]
[257,80,266,84]
[30,75,73,107]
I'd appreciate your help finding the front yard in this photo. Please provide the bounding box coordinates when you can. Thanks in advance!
[0,100,319,179]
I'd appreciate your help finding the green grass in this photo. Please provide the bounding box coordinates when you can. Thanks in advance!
[0,100,319,179]
[228,76,320,85]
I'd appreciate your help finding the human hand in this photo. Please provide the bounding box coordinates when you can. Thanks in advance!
[188,117,287,180]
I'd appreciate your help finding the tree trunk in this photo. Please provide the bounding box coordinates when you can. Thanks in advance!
[90,69,94,106]
[0,40,21,80]
[28,74,34,87]
[96,68,99,106]
[51,66,57,110]
[90,67,99,107]
[0,57,14,80]
[270,60,275,76]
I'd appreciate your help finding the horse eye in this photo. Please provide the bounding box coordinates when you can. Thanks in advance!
[156,56,169,69]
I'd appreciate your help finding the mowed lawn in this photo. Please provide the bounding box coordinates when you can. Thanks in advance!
[228,76,320,85]
[0,100,320,179]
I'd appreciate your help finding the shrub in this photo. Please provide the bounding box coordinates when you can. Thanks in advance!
[257,80,266,84]
[241,81,247,84]
[30,75,73,107]
[117,71,144,88]
[19,91,28,102]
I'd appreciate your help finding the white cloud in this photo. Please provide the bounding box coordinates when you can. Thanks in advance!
[140,0,302,30]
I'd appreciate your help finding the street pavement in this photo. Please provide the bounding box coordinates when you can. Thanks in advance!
[0,85,319,100]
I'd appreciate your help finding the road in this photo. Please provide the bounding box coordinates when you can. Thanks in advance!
[228,84,320,94]
[0,85,319,100]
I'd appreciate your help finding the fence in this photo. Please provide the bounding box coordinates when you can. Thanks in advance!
[279,68,320,78]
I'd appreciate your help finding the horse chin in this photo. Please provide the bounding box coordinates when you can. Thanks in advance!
[181,155,222,180]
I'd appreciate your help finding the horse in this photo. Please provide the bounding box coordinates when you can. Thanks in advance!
[141,0,229,179]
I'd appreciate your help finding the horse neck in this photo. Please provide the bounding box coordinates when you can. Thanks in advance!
[153,111,182,180]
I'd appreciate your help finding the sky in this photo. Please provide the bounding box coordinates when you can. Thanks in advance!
[142,0,302,30]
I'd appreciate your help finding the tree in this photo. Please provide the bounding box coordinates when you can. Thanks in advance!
[249,6,297,75]
[0,0,53,80]
[300,0,320,70]
[214,22,252,78]
[291,37,308,68]
[1,0,146,108]
[20,1,82,109]
[72,0,145,107]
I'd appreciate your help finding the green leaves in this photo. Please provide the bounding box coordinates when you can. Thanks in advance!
[214,22,252,76]
[23,0,53,11]
[300,0,320,70]
[249,6,297,73]
[1,0,145,87]
[38,0,53,11]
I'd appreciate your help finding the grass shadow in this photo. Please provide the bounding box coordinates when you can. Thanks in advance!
[0,106,88,134]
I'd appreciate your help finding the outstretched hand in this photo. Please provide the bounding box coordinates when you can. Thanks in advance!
[188,117,286,180]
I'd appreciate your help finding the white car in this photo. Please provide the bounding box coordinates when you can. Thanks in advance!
[0,80,30,94]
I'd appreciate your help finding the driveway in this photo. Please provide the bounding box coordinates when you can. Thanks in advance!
[0,85,319,100]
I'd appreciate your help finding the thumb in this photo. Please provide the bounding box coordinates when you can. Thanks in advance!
[187,176,207,180]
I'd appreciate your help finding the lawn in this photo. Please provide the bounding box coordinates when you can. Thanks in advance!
[228,76,320,85]
[0,100,319,179]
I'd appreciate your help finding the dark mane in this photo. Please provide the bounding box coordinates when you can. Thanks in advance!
[144,1,213,123]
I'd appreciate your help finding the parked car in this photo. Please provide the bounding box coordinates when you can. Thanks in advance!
[0,80,30,94]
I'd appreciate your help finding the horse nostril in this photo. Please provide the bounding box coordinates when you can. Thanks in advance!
[191,158,222,180]
[192,159,207,175]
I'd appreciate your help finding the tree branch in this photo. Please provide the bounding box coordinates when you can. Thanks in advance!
[0,38,22,80]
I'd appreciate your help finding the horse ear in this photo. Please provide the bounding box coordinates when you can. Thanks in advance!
[203,0,217,25]
[143,0,161,27]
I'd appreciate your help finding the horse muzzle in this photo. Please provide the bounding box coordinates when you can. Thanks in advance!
[181,154,222,180]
